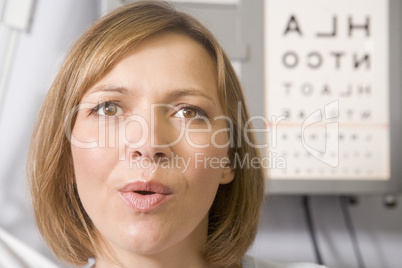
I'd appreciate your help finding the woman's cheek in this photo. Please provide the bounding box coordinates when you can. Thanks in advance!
[186,121,230,147]
[71,120,119,193]
[71,145,117,221]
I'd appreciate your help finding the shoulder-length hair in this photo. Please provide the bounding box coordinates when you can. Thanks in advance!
[27,1,265,267]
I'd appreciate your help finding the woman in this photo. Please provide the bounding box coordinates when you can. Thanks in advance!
[28,1,324,267]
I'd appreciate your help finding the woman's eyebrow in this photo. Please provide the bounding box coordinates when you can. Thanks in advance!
[167,88,215,103]
[88,85,130,95]
[87,86,215,103]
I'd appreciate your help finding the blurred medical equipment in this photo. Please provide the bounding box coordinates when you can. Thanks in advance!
[0,0,35,121]
[0,227,58,268]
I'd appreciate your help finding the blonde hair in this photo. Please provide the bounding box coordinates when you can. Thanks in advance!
[27,1,265,267]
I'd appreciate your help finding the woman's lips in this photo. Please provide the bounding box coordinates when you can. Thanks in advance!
[118,181,173,212]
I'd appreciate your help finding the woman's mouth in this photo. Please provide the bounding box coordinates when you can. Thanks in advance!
[118,181,173,212]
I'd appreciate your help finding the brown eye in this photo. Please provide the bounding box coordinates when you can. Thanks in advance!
[174,106,207,119]
[103,103,118,116]
[94,102,122,116]
[182,108,197,118]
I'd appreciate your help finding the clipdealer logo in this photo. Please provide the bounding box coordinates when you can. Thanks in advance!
[301,100,339,167]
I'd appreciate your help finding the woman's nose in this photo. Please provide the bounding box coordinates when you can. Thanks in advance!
[121,110,174,162]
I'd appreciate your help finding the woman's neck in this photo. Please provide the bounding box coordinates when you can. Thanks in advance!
[94,216,211,268]
[95,249,208,268]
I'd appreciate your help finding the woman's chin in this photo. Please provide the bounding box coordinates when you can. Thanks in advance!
[116,240,174,256]
[110,227,175,255]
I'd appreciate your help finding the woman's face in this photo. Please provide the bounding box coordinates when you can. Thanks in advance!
[71,32,234,256]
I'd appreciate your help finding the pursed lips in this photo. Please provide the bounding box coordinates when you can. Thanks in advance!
[118,181,173,212]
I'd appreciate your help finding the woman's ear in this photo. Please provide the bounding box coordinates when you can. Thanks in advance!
[219,164,235,185]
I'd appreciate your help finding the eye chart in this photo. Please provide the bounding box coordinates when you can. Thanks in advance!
[264,0,390,180]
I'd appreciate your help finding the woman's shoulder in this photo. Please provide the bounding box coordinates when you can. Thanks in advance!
[243,255,328,268]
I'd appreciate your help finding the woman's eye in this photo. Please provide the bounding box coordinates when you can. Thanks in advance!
[92,102,122,116]
[174,106,207,119]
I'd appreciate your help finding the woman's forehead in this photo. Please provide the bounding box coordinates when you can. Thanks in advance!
[84,32,219,102]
